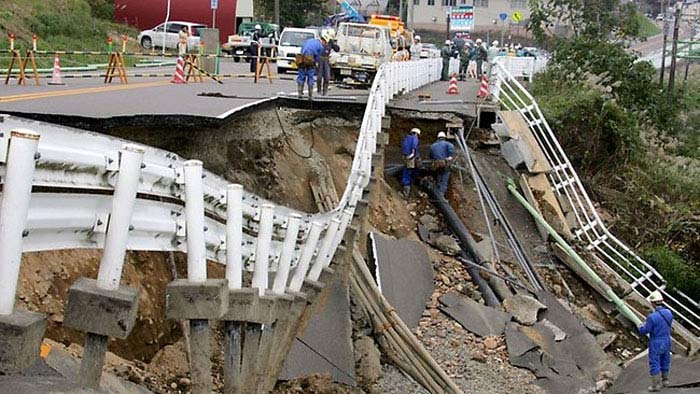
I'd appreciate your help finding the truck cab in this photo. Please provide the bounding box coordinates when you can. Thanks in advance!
[276,28,320,74]
[222,22,280,61]
[329,23,393,86]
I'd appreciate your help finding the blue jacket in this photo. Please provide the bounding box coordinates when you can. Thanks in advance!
[639,306,673,345]
[301,38,324,63]
[429,139,455,160]
[402,134,419,158]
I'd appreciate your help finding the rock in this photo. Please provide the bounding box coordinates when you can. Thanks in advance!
[434,235,461,256]
[419,214,441,232]
[471,352,487,363]
[178,377,191,386]
[437,330,447,338]
[429,308,440,319]
[438,274,451,286]
[576,304,607,334]
[170,382,178,390]
[541,319,567,341]
[503,294,547,326]
[534,245,549,254]
[621,349,632,358]
[595,332,617,350]
[596,379,611,392]
[483,336,499,350]
[354,336,382,389]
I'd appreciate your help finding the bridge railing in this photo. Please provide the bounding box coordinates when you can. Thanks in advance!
[490,61,700,339]
[0,57,442,309]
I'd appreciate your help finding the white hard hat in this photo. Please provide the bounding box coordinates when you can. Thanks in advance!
[255,24,262,30]
[415,35,421,41]
[445,40,451,45]
[411,127,421,135]
[492,40,499,46]
[476,38,482,43]
[322,34,331,42]
[649,290,664,303]
[437,131,447,139]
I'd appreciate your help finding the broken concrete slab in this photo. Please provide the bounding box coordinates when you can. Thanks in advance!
[562,333,621,380]
[535,291,588,337]
[503,294,546,325]
[368,233,435,329]
[535,375,596,394]
[281,278,355,386]
[574,304,608,334]
[433,234,461,256]
[609,355,700,393]
[505,323,538,358]
[541,319,567,342]
[498,111,552,174]
[418,214,441,232]
[595,332,618,350]
[439,292,512,337]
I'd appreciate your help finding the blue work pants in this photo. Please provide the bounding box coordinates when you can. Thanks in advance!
[435,169,450,196]
[401,167,416,187]
[648,339,671,375]
[297,67,315,88]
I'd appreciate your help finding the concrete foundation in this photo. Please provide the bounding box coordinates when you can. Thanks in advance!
[0,309,47,374]
[165,279,228,320]
[63,278,139,339]
[222,288,259,322]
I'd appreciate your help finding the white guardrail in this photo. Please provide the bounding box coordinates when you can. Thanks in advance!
[491,60,700,338]
[0,58,444,311]
[493,56,548,82]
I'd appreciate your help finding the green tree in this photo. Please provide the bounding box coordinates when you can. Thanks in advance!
[255,0,328,27]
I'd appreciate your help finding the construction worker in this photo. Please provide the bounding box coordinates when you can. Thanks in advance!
[178,26,189,56]
[428,131,455,197]
[296,35,326,99]
[458,42,471,81]
[249,24,262,73]
[486,40,500,77]
[639,290,673,392]
[475,38,487,77]
[317,33,340,96]
[440,40,452,81]
[411,35,423,60]
[401,128,421,198]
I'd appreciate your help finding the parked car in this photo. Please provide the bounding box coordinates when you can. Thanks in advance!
[420,43,440,58]
[656,13,665,21]
[137,21,206,51]
[277,28,319,74]
[221,22,280,62]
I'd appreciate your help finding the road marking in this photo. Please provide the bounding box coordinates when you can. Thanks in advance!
[0,80,171,103]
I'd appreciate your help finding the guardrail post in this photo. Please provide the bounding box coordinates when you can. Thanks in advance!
[288,221,324,292]
[252,204,275,296]
[0,129,46,375]
[166,160,227,394]
[307,218,341,281]
[63,144,144,389]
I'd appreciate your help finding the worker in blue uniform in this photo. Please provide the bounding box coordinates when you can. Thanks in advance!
[401,127,421,198]
[639,290,673,392]
[428,131,455,197]
[297,36,327,99]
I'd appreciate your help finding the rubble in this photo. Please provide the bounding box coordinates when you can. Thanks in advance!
[434,235,461,256]
[503,294,547,326]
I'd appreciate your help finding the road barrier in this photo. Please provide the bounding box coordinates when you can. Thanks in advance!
[491,60,700,348]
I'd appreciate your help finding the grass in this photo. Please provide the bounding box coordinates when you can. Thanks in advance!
[636,13,661,39]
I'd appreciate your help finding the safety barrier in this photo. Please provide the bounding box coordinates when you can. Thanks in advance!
[493,56,548,82]
[490,61,700,340]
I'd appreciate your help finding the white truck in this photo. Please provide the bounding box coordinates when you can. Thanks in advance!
[276,27,319,74]
[329,23,393,86]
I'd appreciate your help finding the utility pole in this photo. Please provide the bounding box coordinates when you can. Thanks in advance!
[409,0,415,30]
[446,13,451,41]
[399,0,404,22]
[274,0,280,26]
[660,15,669,85]
[668,5,682,104]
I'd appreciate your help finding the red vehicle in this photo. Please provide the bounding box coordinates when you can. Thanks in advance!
[114,0,238,44]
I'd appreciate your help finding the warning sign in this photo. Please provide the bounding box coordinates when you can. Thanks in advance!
[449,5,475,32]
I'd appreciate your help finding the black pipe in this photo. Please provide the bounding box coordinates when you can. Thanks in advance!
[420,178,501,307]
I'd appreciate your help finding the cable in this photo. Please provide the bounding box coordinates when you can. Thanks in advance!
[274,106,315,159]
[294,336,357,383]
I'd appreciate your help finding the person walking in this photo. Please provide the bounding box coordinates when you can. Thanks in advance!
[475,39,487,77]
[178,26,189,56]
[401,128,421,198]
[440,40,452,81]
[316,33,340,96]
[296,35,326,99]
[428,131,455,197]
[639,291,673,392]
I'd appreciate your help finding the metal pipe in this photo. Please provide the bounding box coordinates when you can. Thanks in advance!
[96,144,144,291]
[226,184,243,289]
[251,204,275,296]
[289,221,323,291]
[0,129,40,315]
[272,213,301,294]
[184,160,207,282]
[506,178,643,326]
[420,179,500,307]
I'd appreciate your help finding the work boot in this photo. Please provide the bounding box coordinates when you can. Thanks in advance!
[297,84,304,98]
[307,84,313,100]
[322,81,329,96]
[648,375,662,392]
[661,372,670,387]
[402,186,411,199]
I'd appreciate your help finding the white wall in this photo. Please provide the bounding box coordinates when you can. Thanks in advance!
[237,0,254,18]
[409,0,529,32]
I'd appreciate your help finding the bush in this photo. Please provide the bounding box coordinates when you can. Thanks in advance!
[644,246,700,300]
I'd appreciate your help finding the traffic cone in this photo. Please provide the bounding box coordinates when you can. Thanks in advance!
[171,56,186,84]
[447,74,459,94]
[48,54,65,85]
[477,75,489,98]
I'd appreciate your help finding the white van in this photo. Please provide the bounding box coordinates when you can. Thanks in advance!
[277,27,319,74]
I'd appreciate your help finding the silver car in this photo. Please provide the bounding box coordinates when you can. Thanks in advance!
[137,21,206,50]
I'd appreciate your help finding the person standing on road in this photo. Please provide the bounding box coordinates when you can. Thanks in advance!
[317,33,340,96]
[458,43,470,81]
[296,36,326,99]
[475,39,487,77]
[178,26,189,56]
[639,290,673,392]
[440,40,452,81]
[401,128,421,199]
[411,35,423,60]
[467,42,478,79]
[249,24,262,74]
[429,131,455,197]
[486,40,500,78]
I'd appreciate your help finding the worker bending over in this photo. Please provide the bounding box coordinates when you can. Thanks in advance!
[639,290,673,392]
[429,131,455,197]
[297,36,328,99]
[401,127,421,198]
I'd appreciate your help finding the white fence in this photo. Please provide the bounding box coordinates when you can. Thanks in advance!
[490,62,700,338]
[0,57,444,312]
[494,56,548,82]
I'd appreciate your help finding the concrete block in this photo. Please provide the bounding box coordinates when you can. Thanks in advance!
[301,279,325,303]
[222,288,259,322]
[354,199,370,219]
[0,309,46,374]
[166,279,228,320]
[381,116,391,130]
[377,131,390,146]
[64,278,139,339]
[371,153,383,168]
[319,267,336,285]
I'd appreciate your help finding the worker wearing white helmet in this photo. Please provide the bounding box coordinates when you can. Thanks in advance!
[316,33,340,96]
[428,131,455,196]
[411,35,423,60]
[485,39,500,77]
[639,290,673,391]
[401,128,422,198]
[249,24,263,73]
[440,40,453,81]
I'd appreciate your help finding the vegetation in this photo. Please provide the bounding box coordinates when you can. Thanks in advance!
[254,0,328,27]
[635,12,661,38]
[527,0,700,297]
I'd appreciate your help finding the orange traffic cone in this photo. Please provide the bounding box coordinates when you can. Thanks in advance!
[48,54,64,85]
[171,57,186,84]
[447,74,459,94]
[477,75,489,98]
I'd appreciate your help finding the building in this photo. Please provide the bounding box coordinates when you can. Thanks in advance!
[236,0,254,30]
[114,0,238,43]
[408,0,529,33]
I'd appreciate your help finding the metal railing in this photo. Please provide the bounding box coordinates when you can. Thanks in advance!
[0,57,443,311]
[490,60,700,338]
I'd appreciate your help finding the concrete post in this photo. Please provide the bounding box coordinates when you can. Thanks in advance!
[0,129,47,375]
[226,184,244,289]
[251,204,275,296]
[184,160,207,283]
[307,218,341,281]
[272,214,302,294]
[288,221,323,292]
